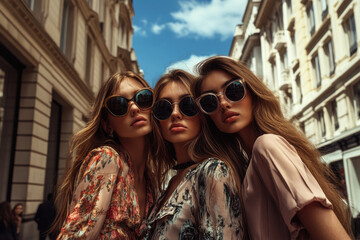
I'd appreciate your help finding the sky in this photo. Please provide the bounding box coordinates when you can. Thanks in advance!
[132,0,247,87]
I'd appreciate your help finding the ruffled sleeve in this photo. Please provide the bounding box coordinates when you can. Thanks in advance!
[57,146,122,240]
[251,134,332,235]
[196,159,243,239]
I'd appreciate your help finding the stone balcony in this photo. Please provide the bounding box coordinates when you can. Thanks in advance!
[279,68,291,91]
[274,30,286,51]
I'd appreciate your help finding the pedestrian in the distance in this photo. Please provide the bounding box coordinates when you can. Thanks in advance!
[0,201,17,240]
[35,193,56,240]
[12,203,23,240]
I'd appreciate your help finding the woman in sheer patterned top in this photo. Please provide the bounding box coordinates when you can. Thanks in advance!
[193,56,353,239]
[53,72,159,239]
[146,69,244,239]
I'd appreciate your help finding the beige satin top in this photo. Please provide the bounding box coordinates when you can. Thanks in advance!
[242,134,332,239]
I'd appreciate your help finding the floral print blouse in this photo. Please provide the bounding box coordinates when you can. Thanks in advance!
[145,158,243,240]
[57,146,154,240]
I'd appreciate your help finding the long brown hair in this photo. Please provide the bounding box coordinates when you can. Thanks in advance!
[151,69,198,191]
[52,71,157,231]
[193,56,352,234]
[0,201,16,228]
[153,69,249,238]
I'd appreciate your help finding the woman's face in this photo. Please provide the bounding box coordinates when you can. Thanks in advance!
[158,81,201,145]
[200,70,253,134]
[106,77,152,140]
[14,205,23,215]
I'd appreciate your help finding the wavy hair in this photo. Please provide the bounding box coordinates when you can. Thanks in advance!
[151,69,199,191]
[52,71,157,231]
[193,56,352,235]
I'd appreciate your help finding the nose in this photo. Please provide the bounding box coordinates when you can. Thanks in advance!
[218,93,231,111]
[129,100,140,116]
[171,103,182,120]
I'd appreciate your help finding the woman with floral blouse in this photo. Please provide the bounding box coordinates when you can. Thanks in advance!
[146,69,244,239]
[53,72,159,239]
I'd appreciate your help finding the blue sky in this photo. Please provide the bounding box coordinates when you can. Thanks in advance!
[132,0,247,87]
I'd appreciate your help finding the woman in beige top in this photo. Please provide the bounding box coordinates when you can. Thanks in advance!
[193,56,353,239]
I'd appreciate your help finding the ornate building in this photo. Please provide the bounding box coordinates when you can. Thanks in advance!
[0,0,139,238]
[230,0,360,234]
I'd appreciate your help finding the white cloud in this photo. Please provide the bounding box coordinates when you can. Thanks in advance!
[133,24,146,36]
[151,23,166,34]
[168,0,246,40]
[141,19,148,25]
[166,54,215,75]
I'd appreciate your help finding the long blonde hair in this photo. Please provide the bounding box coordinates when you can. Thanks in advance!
[193,56,352,235]
[52,71,157,231]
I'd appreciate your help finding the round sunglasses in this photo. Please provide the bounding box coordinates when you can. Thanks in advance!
[152,96,198,120]
[104,88,154,117]
[196,79,246,114]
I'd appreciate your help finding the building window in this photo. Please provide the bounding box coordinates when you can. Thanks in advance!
[331,100,339,130]
[271,62,277,90]
[312,54,322,87]
[344,14,358,56]
[85,36,93,86]
[354,81,360,121]
[329,161,347,199]
[296,76,302,104]
[60,0,75,58]
[25,0,42,20]
[286,0,292,16]
[318,109,326,138]
[319,0,328,20]
[280,50,288,71]
[275,11,284,31]
[99,1,105,35]
[0,44,24,200]
[323,39,335,76]
[26,0,35,10]
[291,31,297,59]
[307,3,316,35]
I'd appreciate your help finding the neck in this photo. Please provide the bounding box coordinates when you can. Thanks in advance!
[120,136,146,182]
[173,142,192,164]
[237,123,259,159]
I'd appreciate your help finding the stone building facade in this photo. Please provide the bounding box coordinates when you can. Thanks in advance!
[0,0,139,238]
[230,0,360,232]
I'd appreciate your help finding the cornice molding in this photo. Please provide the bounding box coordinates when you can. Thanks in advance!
[4,0,94,102]
[254,0,277,28]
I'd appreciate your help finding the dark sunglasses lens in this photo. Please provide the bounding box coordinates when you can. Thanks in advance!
[226,81,245,101]
[135,89,154,109]
[153,100,172,120]
[179,97,198,117]
[199,95,218,113]
[106,97,128,116]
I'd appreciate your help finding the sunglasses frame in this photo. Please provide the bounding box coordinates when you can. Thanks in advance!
[104,88,154,117]
[152,95,199,121]
[196,78,246,115]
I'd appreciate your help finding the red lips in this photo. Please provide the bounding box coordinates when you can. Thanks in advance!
[131,116,146,126]
[222,111,239,122]
[170,123,185,130]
